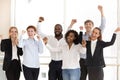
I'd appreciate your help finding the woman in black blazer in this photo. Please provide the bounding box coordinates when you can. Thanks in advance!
[86,27,120,80]
[1,27,23,80]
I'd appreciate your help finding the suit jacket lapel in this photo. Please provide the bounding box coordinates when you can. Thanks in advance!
[88,41,93,57]
[8,39,12,57]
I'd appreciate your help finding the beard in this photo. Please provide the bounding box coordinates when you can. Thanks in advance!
[55,32,62,37]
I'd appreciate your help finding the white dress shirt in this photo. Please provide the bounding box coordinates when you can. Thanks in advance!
[12,45,18,60]
[37,22,67,61]
[18,36,43,68]
[47,36,66,61]
[91,40,97,56]
[46,43,86,69]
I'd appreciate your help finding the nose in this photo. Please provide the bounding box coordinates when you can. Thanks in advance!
[92,33,95,37]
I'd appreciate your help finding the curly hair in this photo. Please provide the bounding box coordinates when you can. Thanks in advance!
[65,30,79,44]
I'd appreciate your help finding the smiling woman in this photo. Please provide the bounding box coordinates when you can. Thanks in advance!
[9,0,120,80]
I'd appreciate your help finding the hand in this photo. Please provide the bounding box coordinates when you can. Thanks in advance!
[39,17,44,22]
[15,38,18,45]
[69,19,77,28]
[37,35,41,41]
[115,27,120,32]
[98,5,104,17]
[71,19,77,25]
[82,40,86,47]
[79,26,84,31]
[98,5,103,12]
[12,38,18,45]
[0,35,3,40]
[43,37,48,45]
[22,30,26,35]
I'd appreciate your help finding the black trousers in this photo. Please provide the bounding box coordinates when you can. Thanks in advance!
[5,59,21,80]
[48,60,63,80]
[23,65,39,80]
[79,58,87,80]
[87,67,104,80]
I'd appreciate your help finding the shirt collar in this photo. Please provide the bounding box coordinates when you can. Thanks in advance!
[91,39,97,43]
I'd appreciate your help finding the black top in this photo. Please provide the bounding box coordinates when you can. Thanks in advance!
[1,39,23,71]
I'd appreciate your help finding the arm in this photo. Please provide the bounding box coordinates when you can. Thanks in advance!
[1,40,6,52]
[98,5,106,33]
[78,26,84,44]
[17,47,23,56]
[102,33,116,48]
[102,27,120,47]
[42,36,62,53]
[37,22,47,38]
[18,31,26,48]
[37,17,47,38]
[38,40,44,53]
[78,43,86,59]
[67,19,77,31]
[37,36,44,53]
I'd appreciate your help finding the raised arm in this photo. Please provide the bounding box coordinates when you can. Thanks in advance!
[78,26,84,44]
[37,16,47,38]
[18,30,26,48]
[37,35,44,53]
[102,27,120,48]
[67,19,77,31]
[98,5,106,33]
[43,37,62,53]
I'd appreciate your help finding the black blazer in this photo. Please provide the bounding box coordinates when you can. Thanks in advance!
[86,34,116,68]
[1,39,23,71]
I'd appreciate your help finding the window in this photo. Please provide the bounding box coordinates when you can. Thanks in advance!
[11,0,118,80]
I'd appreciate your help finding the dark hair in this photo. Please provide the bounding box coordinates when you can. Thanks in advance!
[26,25,37,32]
[84,19,94,26]
[38,17,44,22]
[54,24,62,29]
[65,30,79,44]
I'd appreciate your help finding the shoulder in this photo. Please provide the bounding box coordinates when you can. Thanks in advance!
[1,39,10,43]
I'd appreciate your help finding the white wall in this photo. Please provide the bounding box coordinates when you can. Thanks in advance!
[0,0,11,38]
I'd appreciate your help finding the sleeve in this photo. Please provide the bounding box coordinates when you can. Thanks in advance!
[102,33,116,48]
[38,39,44,54]
[37,22,48,38]
[17,47,23,56]
[18,35,25,48]
[1,40,6,52]
[78,44,86,59]
[99,16,106,33]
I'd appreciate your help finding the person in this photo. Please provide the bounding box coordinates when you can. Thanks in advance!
[18,25,44,80]
[0,27,23,80]
[85,27,120,80]
[77,5,106,80]
[37,17,76,80]
[0,35,2,50]
[44,30,86,80]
